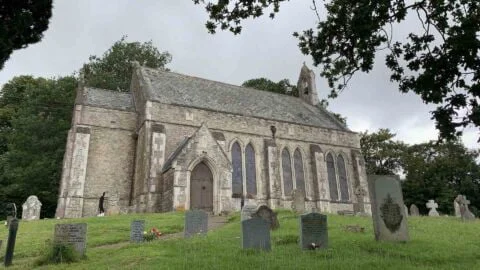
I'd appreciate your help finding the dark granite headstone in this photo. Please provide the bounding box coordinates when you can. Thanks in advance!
[409,204,420,216]
[241,217,271,251]
[252,205,280,230]
[299,213,328,250]
[130,220,145,243]
[4,218,19,267]
[54,223,87,257]
[184,210,208,238]
[368,175,409,242]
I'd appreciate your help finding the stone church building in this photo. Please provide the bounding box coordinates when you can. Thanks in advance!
[55,63,371,218]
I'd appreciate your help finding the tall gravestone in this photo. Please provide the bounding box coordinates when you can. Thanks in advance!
[241,204,258,221]
[4,219,19,267]
[130,220,145,243]
[426,200,439,216]
[242,217,271,251]
[368,175,409,242]
[252,205,280,230]
[291,189,306,213]
[22,195,42,221]
[409,204,420,216]
[184,210,208,238]
[454,197,461,217]
[299,212,328,250]
[54,223,87,257]
[457,195,475,221]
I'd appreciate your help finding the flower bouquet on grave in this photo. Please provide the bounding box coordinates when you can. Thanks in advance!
[143,227,163,242]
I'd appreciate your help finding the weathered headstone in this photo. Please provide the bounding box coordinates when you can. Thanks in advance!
[291,189,306,213]
[241,217,271,251]
[454,197,461,217]
[299,213,328,250]
[241,204,258,221]
[184,210,208,238]
[130,220,145,243]
[54,223,87,257]
[4,218,19,267]
[368,175,409,242]
[426,200,439,217]
[409,204,420,216]
[252,205,280,230]
[22,196,42,221]
[457,195,476,221]
[353,187,368,215]
[404,205,409,216]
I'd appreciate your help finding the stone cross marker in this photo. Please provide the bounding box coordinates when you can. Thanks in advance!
[4,218,19,267]
[457,195,476,221]
[252,205,280,230]
[367,175,409,242]
[130,220,145,243]
[54,223,87,257]
[241,217,271,251]
[426,200,439,216]
[299,213,328,250]
[22,195,42,221]
[291,189,306,213]
[241,204,258,221]
[184,210,208,238]
[409,204,420,216]
[454,197,461,217]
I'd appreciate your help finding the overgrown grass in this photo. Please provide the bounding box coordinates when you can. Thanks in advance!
[1,210,479,269]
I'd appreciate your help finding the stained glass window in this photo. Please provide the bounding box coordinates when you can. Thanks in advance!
[231,142,243,197]
[245,144,257,197]
[294,149,305,193]
[337,155,350,201]
[282,148,293,196]
[326,153,338,201]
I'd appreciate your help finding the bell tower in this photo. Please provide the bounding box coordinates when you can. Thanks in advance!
[297,63,319,106]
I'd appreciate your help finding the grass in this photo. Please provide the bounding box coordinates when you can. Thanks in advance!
[0,210,479,269]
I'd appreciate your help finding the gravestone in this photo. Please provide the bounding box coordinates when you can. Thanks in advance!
[6,203,17,227]
[241,217,271,251]
[241,204,258,221]
[426,200,439,217]
[457,195,476,221]
[353,187,368,215]
[368,175,409,242]
[54,223,87,257]
[184,210,208,238]
[130,220,145,243]
[404,205,409,217]
[409,204,420,216]
[252,205,280,230]
[454,197,461,217]
[22,195,42,221]
[4,218,19,267]
[291,189,305,213]
[299,212,328,250]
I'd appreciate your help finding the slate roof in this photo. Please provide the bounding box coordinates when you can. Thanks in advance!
[139,67,348,131]
[81,87,134,111]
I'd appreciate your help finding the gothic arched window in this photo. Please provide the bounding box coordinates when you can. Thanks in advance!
[245,144,257,197]
[231,142,243,198]
[337,155,349,201]
[282,148,293,196]
[326,153,339,201]
[294,149,305,193]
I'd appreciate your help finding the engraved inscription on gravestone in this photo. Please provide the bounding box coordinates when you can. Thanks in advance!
[130,220,145,243]
[54,223,87,256]
[380,194,403,233]
[242,217,271,251]
[299,213,328,250]
[184,210,208,238]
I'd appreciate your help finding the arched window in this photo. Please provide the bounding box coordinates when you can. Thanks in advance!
[282,148,293,196]
[245,144,257,197]
[294,149,305,193]
[326,153,338,201]
[231,142,243,198]
[337,155,349,201]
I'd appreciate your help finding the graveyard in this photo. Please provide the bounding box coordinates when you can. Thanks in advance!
[0,210,479,269]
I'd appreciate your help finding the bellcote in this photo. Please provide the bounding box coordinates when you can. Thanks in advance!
[297,63,319,106]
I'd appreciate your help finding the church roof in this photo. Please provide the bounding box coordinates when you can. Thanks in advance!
[139,67,348,131]
[81,87,134,111]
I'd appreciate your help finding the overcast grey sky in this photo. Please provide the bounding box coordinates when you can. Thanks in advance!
[0,1,477,149]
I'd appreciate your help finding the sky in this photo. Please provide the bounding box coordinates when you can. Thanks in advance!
[0,1,477,150]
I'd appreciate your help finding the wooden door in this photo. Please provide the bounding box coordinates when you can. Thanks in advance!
[190,162,213,212]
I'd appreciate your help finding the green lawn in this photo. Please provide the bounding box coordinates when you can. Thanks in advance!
[0,211,479,269]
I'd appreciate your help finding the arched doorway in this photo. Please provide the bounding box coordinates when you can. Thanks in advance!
[190,162,213,212]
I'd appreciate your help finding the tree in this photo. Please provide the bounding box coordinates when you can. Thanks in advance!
[82,36,172,91]
[242,77,298,96]
[402,140,480,216]
[193,0,480,141]
[0,0,53,69]
[360,129,406,175]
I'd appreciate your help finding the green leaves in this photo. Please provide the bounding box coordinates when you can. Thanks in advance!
[360,129,406,175]
[242,77,298,96]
